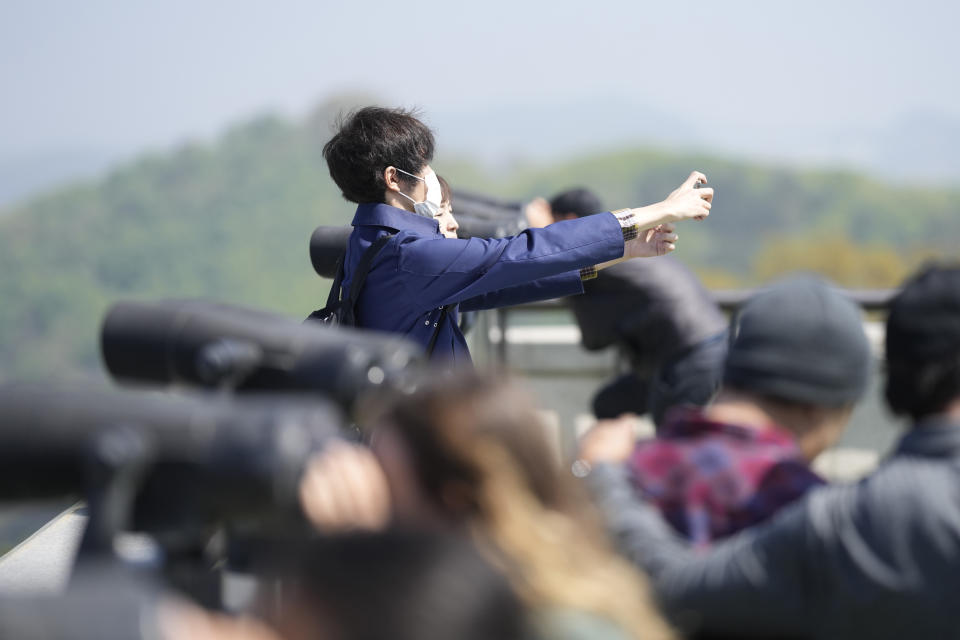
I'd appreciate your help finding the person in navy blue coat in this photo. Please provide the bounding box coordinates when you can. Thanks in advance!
[321,107,714,363]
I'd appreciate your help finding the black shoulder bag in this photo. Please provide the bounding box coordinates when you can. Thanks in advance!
[306,234,394,328]
[306,234,448,357]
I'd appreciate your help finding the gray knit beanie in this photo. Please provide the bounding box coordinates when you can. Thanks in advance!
[724,274,872,407]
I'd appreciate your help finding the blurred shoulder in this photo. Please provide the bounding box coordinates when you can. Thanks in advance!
[528,609,637,640]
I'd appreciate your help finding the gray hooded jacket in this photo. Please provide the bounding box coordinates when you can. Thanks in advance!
[588,419,960,639]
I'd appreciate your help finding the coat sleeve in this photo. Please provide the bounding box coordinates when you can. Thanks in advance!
[586,463,816,638]
[396,213,624,311]
[459,271,583,311]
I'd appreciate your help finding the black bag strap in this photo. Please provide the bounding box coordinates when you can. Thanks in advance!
[328,232,448,356]
[425,305,449,357]
[323,254,346,309]
[341,233,395,325]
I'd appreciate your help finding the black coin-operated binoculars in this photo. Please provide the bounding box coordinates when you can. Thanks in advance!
[0,382,343,605]
[0,257,436,615]
[88,298,431,604]
[101,299,423,412]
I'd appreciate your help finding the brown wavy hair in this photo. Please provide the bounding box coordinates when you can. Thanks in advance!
[366,371,674,640]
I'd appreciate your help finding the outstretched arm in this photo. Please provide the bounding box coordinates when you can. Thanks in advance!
[398,172,714,311]
[459,271,584,311]
[458,218,682,311]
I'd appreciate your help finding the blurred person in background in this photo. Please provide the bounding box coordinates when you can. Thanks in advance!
[527,188,727,427]
[435,175,460,239]
[578,275,871,546]
[321,106,712,363]
[435,175,484,335]
[577,264,960,639]
[300,373,676,640]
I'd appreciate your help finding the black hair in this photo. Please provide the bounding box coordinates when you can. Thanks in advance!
[548,188,606,219]
[265,531,525,640]
[322,106,435,204]
[884,264,960,421]
[886,355,960,422]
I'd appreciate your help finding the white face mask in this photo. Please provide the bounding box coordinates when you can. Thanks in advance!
[396,167,442,218]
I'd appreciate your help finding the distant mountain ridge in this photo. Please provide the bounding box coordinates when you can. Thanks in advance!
[0,148,125,209]
[3,99,956,211]
[434,100,960,185]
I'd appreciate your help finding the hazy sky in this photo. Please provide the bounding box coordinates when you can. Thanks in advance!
[2,0,959,158]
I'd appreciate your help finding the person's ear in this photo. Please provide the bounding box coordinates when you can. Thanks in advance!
[384,166,401,192]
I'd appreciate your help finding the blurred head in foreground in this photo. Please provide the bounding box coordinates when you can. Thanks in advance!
[367,372,675,639]
[722,273,872,460]
[885,264,960,423]
[264,531,525,640]
[157,532,523,640]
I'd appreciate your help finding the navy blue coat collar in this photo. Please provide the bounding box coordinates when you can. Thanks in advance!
[351,202,440,236]
[895,418,960,459]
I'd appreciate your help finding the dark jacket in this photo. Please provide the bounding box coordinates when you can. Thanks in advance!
[567,257,725,373]
[587,418,960,639]
[345,203,625,364]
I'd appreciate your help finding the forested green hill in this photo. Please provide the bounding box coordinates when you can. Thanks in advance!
[1,101,957,381]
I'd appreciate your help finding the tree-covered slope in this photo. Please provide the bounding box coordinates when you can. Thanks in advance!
[0,107,347,380]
